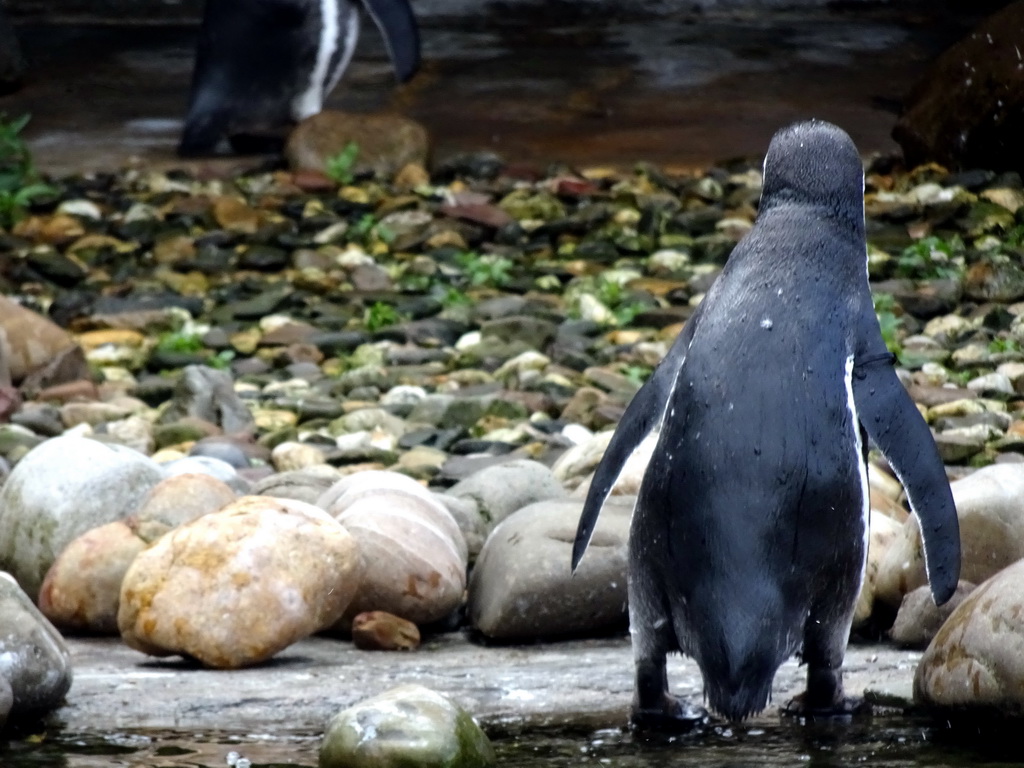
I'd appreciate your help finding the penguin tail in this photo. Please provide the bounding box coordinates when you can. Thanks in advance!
[697,629,786,722]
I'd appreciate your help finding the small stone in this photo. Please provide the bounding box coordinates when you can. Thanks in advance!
[272,441,328,471]
[351,611,421,651]
[890,580,976,649]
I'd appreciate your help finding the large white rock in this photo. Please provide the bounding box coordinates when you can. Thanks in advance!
[0,435,164,600]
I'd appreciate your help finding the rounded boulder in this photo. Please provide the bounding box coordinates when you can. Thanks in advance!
[914,559,1024,713]
[117,496,361,668]
[0,435,164,600]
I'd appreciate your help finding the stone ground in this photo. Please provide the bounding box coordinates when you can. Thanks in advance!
[58,634,918,735]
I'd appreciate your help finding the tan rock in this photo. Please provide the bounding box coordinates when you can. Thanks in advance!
[875,464,1024,608]
[285,111,430,179]
[38,520,147,634]
[914,559,1024,711]
[271,441,327,472]
[212,196,261,234]
[351,611,420,651]
[853,510,904,629]
[118,496,361,668]
[0,296,79,383]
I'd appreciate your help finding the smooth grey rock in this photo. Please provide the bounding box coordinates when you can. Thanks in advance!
[252,466,343,505]
[433,493,488,561]
[468,497,631,641]
[447,459,567,533]
[0,435,164,600]
[189,438,252,468]
[0,673,11,728]
[320,683,494,768]
[890,580,976,649]
[407,393,493,431]
[0,572,73,715]
[162,455,252,494]
[159,365,255,434]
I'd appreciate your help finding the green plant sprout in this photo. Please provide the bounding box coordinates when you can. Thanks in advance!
[325,141,360,185]
[455,252,514,288]
[364,301,403,331]
[0,114,57,229]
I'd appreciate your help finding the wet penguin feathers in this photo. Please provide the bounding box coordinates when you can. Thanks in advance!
[573,119,960,725]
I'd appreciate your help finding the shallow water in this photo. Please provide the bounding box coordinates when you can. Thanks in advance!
[1,716,1020,768]
[1,1,1002,174]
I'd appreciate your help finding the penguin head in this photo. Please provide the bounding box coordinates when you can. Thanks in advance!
[760,120,864,226]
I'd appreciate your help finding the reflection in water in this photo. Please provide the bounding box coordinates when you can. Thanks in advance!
[2,714,1023,767]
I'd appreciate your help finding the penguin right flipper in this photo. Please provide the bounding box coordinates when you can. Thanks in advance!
[571,305,704,572]
[851,349,961,605]
[360,0,420,82]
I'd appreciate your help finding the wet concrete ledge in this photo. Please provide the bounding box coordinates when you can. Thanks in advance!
[57,635,919,735]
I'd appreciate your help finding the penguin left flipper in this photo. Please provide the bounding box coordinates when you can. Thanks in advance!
[851,349,961,605]
[360,0,420,82]
[571,304,705,572]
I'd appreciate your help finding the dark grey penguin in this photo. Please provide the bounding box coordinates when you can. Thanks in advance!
[572,120,960,727]
[179,0,419,156]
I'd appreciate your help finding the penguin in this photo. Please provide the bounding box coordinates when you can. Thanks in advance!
[572,120,960,728]
[178,0,419,156]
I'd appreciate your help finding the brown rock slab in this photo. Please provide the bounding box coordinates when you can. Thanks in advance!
[0,296,80,384]
[285,111,429,179]
[351,611,421,651]
[893,1,1024,173]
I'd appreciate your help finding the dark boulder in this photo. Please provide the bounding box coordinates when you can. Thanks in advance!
[893,1,1024,173]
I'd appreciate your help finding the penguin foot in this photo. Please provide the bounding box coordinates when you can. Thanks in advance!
[781,693,871,720]
[630,695,708,734]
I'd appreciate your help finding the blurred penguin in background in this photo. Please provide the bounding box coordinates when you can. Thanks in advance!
[179,0,419,156]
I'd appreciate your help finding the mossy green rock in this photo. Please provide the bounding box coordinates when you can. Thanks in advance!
[319,684,494,768]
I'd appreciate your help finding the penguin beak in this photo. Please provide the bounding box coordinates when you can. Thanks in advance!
[360,0,421,82]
